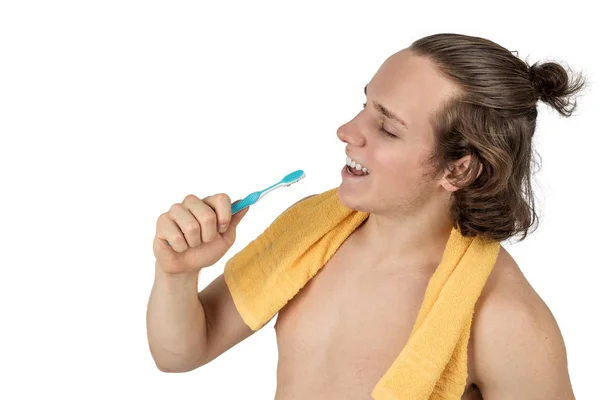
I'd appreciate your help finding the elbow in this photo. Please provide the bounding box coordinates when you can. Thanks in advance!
[153,358,204,373]
[149,347,206,373]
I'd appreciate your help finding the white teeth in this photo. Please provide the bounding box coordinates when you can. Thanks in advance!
[345,156,370,174]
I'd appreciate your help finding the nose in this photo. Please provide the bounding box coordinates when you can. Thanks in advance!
[336,119,366,146]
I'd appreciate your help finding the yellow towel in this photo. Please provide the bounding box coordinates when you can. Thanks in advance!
[224,186,500,399]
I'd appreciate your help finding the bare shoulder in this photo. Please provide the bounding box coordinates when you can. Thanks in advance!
[468,246,575,399]
[474,245,545,316]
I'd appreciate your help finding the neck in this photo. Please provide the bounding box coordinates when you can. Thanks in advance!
[354,196,455,272]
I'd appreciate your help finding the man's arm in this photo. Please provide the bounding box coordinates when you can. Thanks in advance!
[470,286,576,399]
[147,194,317,372]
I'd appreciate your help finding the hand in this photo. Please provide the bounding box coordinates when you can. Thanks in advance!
[153,193,250,275]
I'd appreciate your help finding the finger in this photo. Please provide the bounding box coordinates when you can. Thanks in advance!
[157,212,189,253]
[221,204,249,244]
[229,201,249,228]
[203,193,233,233]
[182,194,218,243]
[169,202,202,248]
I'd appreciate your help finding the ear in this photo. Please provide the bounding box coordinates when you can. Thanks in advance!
[440,154,482,192]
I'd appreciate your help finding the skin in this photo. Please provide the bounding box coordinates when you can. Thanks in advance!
[336,48,465,271]
[273,49,576,399]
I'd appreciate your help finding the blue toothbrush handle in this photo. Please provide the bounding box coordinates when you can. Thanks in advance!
[231,192,260,215]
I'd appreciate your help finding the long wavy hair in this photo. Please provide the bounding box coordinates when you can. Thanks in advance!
[410,33,587,243]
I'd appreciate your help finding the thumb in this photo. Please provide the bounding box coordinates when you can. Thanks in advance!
[229,204,250,229]
[221,203,250,244]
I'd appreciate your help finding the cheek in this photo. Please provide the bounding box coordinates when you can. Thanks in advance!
[379,151,421,181]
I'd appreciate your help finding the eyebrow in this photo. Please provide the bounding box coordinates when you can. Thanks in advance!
[364,85,408,128]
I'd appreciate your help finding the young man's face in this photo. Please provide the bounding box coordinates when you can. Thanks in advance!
[337,49,460,215]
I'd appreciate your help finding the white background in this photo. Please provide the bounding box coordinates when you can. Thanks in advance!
[1,1,598,399]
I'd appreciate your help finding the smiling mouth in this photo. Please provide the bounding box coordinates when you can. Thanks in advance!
[345,164,369,177]
[346,156,370,175]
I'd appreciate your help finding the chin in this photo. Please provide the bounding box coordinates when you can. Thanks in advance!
[336,187,371,213]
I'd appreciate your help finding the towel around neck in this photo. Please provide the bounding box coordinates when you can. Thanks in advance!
[224,186,500,399]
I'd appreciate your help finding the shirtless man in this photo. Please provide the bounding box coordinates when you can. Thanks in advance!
[147,33,583,399]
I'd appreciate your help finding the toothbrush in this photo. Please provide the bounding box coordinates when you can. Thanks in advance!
[230,169,306,215]
[166,169,306,246]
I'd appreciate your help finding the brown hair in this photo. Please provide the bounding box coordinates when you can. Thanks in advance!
[409,33,587,243]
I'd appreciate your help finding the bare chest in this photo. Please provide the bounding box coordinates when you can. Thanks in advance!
[273,243,476,399]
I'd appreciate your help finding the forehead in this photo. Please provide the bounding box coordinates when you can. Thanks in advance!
[368,49,459,133]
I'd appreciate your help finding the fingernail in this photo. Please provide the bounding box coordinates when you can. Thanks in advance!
[219,224,228,232]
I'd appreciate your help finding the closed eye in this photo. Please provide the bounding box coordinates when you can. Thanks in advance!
[363,102,397,139]
[379,124,396,138]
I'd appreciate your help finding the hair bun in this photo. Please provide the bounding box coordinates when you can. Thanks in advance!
[529,62,567,102]
[528,61,586,117]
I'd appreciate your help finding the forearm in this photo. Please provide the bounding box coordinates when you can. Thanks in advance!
[146,262,208,372]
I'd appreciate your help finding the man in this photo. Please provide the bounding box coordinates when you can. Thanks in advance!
[147,33,583,399]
